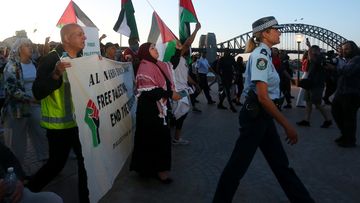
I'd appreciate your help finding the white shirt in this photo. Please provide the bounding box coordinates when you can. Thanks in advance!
[173,57,190,92]
[172,56,191,119]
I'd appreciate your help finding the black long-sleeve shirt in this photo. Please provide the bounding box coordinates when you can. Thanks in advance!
[32,46,64,100]
[218,55,236,80]
[32,45,82,100]
[336,55,360,96]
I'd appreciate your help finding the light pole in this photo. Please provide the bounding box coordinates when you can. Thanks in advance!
[295,33,303,83]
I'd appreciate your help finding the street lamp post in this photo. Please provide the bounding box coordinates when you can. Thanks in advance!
[295,33,303,83]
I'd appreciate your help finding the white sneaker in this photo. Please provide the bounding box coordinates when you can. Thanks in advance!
[172,138,189,145]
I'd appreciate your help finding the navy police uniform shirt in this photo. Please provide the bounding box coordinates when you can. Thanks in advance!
[243,43,280,100]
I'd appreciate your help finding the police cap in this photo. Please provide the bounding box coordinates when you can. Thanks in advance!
[252,16,284,34]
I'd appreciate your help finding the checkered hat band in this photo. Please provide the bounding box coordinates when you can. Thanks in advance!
[253,19,278,33]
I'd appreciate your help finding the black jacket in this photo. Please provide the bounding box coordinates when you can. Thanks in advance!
[32,45,82,100]
[336,55,360,96]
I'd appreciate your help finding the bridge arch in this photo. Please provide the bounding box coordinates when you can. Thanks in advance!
[217,23,348,52]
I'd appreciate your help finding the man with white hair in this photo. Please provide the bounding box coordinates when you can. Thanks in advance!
[26,23,90,203]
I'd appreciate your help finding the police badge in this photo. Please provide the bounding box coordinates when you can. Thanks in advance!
[256,58,268,70]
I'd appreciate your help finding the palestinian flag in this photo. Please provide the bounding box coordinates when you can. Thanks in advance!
[113,0,139,40]
[57,0,97,28]
[148,11,178,62]
[179,0,198,43]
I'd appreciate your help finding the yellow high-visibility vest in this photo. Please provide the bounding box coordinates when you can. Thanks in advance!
[40,72,77,129]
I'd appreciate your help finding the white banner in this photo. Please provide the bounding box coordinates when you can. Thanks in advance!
[83,26,101,56]
[64,55,136,203]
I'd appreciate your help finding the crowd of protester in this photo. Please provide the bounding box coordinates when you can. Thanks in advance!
[0,19,359,202]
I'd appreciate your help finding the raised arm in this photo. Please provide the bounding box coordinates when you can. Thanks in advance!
[43,36,50,55]
[180,22,201,56]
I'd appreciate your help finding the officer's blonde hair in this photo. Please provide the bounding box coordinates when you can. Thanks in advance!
[245,32,263,53]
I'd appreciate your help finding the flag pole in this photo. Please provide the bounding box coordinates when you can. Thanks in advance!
[145,0,156,11]
[120,34,122,47]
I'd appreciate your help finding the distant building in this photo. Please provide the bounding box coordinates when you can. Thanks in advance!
[1,30,28,48]
[15,30,27,38]
[199,33,217,64]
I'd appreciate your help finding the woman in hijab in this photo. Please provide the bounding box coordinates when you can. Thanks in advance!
[130,42,181,183]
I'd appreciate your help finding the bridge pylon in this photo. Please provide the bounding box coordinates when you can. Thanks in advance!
[199,33,217,63]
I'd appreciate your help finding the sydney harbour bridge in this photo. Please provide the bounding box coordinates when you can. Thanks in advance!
[195,23,348,63]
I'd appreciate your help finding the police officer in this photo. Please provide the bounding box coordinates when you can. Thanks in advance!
[213,16,315,203]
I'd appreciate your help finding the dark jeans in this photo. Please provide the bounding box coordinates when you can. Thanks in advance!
[213,104,314,203]
[0,98,5,110]
[190,89,201,107]
[323,78,337,101]
[175,113,188,130]
[235,79,244,98]
[331,94,360,143]
[198,73,213,102]
[27,127,90,203]
[280,78,292,104]
[219,80,234,108]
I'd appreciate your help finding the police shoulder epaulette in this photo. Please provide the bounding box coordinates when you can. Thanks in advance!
[260,49,268,56]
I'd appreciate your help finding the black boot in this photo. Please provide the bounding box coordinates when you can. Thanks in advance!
[217,104,227,109]
[320,120,332,128]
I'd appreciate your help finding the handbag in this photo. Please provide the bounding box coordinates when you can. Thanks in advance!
[298,78,312,90]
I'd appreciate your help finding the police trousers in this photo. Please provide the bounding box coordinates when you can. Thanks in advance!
[198,73,213,102]
[213,104,314,203]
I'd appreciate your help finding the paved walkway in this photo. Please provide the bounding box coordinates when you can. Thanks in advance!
[24,86,360,203]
